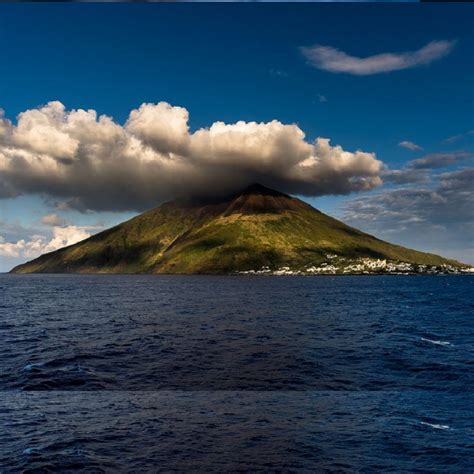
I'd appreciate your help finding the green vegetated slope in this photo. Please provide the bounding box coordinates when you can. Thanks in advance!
[11,184,464,274]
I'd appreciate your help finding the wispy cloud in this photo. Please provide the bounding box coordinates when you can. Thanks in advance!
[382,168,431,185]
[41,213,66,227]
[341,168,474,264]
[382,151,472,185]
[269,68,289,78]
[300,40,456,75]
[317,94,327,103]
[409,152,473,169]
[399,140,422,151]
[443,130,474,144]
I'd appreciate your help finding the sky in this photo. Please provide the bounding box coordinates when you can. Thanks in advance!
[0,3,473,271]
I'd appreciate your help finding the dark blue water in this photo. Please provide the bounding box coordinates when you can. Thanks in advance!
[1,275,473,471]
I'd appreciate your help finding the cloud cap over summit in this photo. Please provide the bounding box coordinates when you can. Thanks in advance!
[0,101,383,212]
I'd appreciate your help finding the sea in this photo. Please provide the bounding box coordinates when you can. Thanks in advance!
[0,274,473,472]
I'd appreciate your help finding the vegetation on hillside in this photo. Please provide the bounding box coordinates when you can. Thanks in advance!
[11,184,466,274]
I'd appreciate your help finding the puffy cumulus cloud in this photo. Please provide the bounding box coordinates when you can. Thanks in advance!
[12,101,79,160]
[291,138,382,195]
[44,225,94,253]
[0,101,383,211]
[0,110,12,144]
[125,102,190,155]
[190,120,311,172]
[341,168,474,264]
[301,40,456,75]
[0,225,96,259]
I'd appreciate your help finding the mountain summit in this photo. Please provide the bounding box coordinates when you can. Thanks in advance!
[11,184,466,274]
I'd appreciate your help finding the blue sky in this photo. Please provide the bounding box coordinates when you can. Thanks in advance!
[0,3,473,270]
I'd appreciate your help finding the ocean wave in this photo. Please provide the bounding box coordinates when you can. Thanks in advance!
[23,447,42,455]
[22,363,45,372]
[420,421,451,430]
[420,337,451,346]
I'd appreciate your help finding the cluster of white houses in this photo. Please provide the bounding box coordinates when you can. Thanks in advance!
[238,256,474,276]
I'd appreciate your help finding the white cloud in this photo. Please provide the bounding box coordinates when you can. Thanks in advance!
[125,102,190,155]
[44,225,94,253]
[301,40,456,75]
[399,140,422,151]
[382,168,431,185]
[269,68,289,78]
[0,101,384,211]
[443,129,474,144]
[341,168,474,264]
[409,152,472,169]
[41,213,66,227]
[12,101,79,160]
[382,152,473,185]
[0,225,96,259]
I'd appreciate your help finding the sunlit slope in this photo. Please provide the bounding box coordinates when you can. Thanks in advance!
[11,184,463,274]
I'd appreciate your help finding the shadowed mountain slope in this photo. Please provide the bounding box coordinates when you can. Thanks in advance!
[11,184,465,274]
